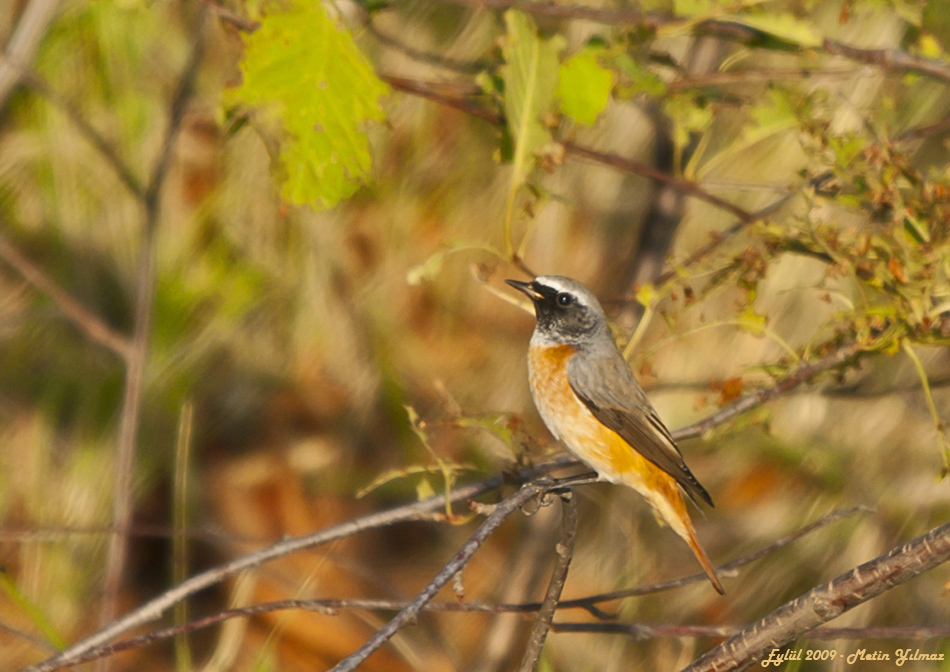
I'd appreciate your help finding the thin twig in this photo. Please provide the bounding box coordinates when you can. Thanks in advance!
[672,341,861,441]
[328,480,550,672]
[383,74,502,123]
[34,610,950,669]
[0,228,132,359]
[201,0,260,32]
[551,623,950,640]
[20,340,864,669]
[19,460,569,672]
[559,506,870,614]
[0,622,60,655]
[0,0,60,109]
[681,521,950,672]
[666,67,875,91]
[0,523,267,545]
[896,113,950,143]
[517,490,578,672]
[20,71,146,199]
[19,503,865,669]
[562,141,756,224]
[96,6,208,656]
[821,38,950,85]
[432,0,950,84]
[382,75,760,226]
[366,21,489,74]
[436,0,652,25]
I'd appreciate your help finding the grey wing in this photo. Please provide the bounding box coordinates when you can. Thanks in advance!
[567,354,714,507]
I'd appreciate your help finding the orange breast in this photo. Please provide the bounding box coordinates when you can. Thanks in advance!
[527,343,683,512]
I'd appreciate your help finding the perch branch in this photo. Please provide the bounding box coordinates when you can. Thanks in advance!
[681,521,950,672]
[328,480,550,672]
[517,490,578,672]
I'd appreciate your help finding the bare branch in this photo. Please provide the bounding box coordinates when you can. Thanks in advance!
[560,141,756,224]
[35,608,950,669]
[432,0,950,84]
[0,228,132,359]
[681,521,950,672]
[0,0,60,109]
[18,458,572,672]
[896,114,950,144]
[821,38,950,85]
[365,20,488,75]
[560,506,870,613]
[666,67,876,91]
[20,342,863,668]
[383,74,501,123]
[552,623,950,640]
[96,5,208,652]
[20,71,146,199]
[672,341,861,441]
[517,490,578,672]
[20,503,864,670]
[328,480,550,672]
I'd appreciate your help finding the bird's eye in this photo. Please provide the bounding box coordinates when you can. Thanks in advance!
[556,292,573,307]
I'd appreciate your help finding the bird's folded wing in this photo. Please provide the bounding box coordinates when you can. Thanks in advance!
[567,355,714,507]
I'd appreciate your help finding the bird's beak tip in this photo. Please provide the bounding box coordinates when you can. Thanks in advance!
[506,278,540,299]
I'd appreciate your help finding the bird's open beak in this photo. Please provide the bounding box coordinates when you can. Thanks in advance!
[506,279,542,300]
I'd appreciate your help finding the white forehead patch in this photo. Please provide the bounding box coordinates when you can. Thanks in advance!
[534,275,599,309]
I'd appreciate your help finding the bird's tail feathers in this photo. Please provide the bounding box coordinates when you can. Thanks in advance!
[682,520,724,595]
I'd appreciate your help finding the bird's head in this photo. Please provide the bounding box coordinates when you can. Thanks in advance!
[506,275,608,348]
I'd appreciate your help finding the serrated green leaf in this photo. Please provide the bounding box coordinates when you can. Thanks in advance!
[501,10,564,187]
[557,47,613,125]
[230,1,388,209]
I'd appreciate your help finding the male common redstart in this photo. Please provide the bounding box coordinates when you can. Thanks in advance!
[507,275,723,594]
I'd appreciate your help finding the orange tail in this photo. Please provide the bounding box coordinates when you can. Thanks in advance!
[683,522,724,594]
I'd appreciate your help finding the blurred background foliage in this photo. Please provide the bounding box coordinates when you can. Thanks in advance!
[2,0,950,670]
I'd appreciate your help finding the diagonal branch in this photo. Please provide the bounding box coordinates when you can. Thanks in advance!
[0,227,132,359]
[381,75,759,225]
[17,503,863,669]
[672,341,861,442]
[434,0,950,84]
[0,0,60,110]
[561,141,756,224]
[681,521,950,672]
[559,506,869,614]
[328,480,550,672]
[551,622,950,640]
[19,461,569,672]
[20,343,865,670]
[20,71,146,199]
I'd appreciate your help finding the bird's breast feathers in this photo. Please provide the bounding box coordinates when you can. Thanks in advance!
[527,343,657,483]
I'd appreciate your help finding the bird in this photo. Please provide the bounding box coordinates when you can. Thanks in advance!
[506,275,723,594]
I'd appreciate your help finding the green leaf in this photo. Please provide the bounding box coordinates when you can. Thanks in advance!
[745,88,799,143]
[230,1,388,209]
[557,47,613,125]
[501,10,564,187]
[614,54,667,98]
[737,307,768,336]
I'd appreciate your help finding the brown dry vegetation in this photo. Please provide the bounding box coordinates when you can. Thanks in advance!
[2,0,950,671]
